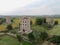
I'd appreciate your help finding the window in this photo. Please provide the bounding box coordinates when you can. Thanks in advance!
[25,24,26,26]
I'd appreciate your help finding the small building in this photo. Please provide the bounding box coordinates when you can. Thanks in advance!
[46,17,54,26]
[5,16,11,24]
[20,16,32,34]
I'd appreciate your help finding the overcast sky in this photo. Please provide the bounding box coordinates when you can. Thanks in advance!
[0,0,60,16]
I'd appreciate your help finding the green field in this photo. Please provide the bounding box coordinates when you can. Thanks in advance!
[0,35,34,45]
[31,25,60,36]
[31,25,47,32]
[0,35,20,45]
[22,41,34,45]
[48,25,60,36]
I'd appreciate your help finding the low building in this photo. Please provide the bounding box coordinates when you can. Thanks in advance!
[5,16,11,24]
[46,17,54,26]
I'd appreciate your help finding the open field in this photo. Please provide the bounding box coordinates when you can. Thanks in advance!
[0,35,20,45]
[48,25,60,36]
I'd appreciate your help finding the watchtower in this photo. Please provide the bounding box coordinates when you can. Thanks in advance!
[20,16,32,34]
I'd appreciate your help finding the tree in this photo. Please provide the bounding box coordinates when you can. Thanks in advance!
[28,32,35,42]
[11,20,13,22]
[30,20,32,25]
[7,24,13,31]
[54,21,58,25]
[36,18,43,25]
[28,30,43,45]
[17,34,22,42]
[43,18,46,23]
[16,34,23,45]
[3,18,6,23]
[0,18,3,24]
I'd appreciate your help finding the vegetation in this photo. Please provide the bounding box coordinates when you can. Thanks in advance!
[0,35,20,45]
[7,24,13,30]
[48,35,60,45]
[36,18,43,25]
[16,34,22,42]
[0,17,60,45]
[54,21,58,25]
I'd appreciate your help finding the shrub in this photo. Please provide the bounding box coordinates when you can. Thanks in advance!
[48,35,60,44]
[40,32,48,40]
[16,34,22,42]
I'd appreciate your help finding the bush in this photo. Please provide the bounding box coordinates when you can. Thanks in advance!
[40,32,48,40]
[48,35,60,43]
[16,34,22,42]
[48,25,53,28]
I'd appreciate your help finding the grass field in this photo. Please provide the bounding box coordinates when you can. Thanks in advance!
[0,35,20,45]
[31,25,47,32]
[0,35,34,45]
[31,24,60,36]
[22,41,34,45]
[48,25,60,36]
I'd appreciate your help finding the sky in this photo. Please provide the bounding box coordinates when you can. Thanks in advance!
[0,0,60,16]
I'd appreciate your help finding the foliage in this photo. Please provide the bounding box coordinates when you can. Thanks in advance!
[0,18,4,24]
[40,32,48,40]
[28,30,48,45]
[35,17,46,25]
[16,34,22,42]
[0,35,20,45]
[11,19,14,22]
[48,35,60,44]
[47,24,53,28]
[7,24,13,30]
[54,21,58,25]
[28,32,35,41]
[30,20,32,25]
[48,25,60,36]
[0,24,7,31]
[43,18,46,23]
[36,18,43,25]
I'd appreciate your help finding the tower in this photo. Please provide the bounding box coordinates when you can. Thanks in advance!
[46,17,54,26]
[20,16,32,34]
[5,16,11,24]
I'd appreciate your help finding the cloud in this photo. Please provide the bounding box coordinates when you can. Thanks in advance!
[0,0,37,14]
[0,0,60,15]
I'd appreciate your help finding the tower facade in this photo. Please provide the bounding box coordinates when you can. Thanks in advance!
[46,17,54,26]
[5,16,11,24]
[20,16,32,34]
